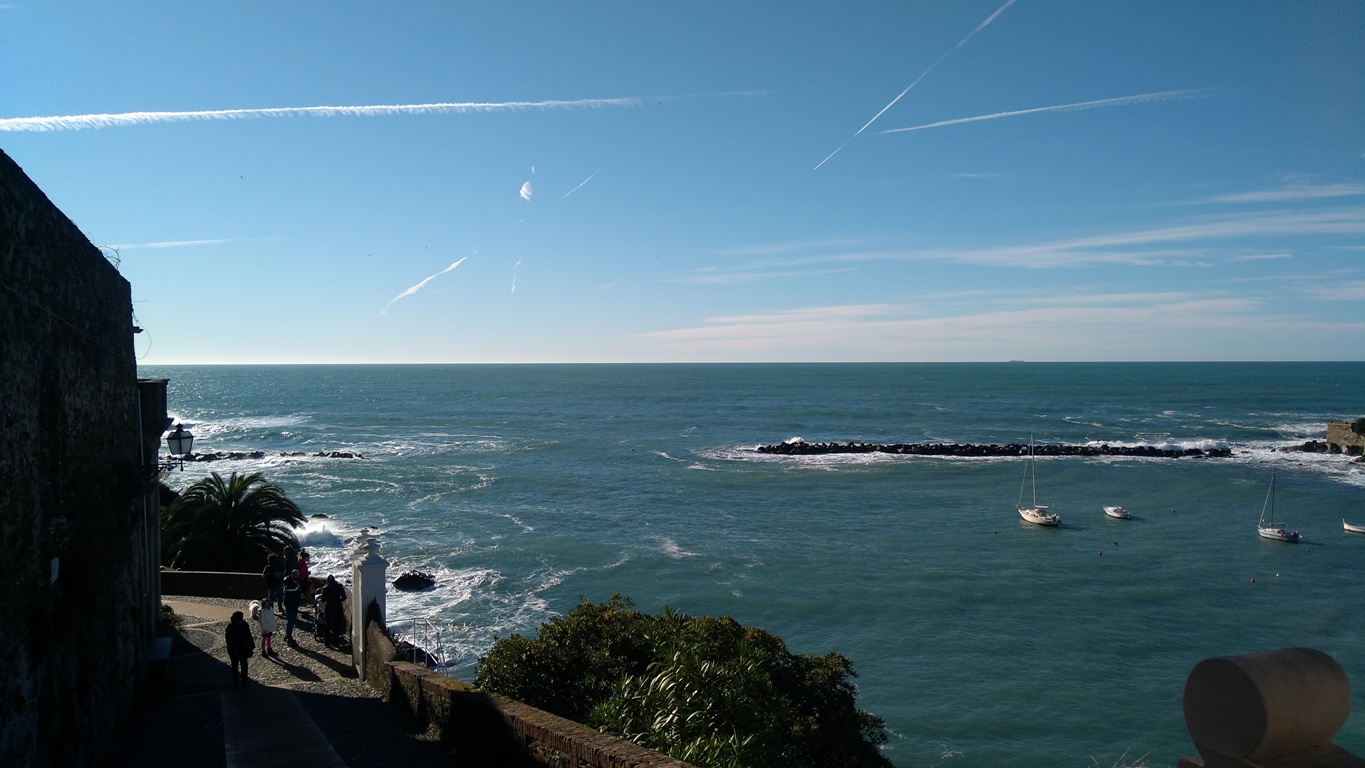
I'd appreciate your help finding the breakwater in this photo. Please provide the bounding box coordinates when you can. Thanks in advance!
[756,439,1233,458]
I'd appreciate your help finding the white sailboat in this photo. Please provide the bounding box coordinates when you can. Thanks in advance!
[1018,437,1061,527]
[1257,469,1300,543]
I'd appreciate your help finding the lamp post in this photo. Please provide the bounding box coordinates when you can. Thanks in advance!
[160,422,194,472]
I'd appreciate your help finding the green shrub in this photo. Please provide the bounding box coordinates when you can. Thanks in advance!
[476,596,891,768]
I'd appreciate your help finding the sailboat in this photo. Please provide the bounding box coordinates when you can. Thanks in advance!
[1257,469,1300,543]
[1017,437,1061,527]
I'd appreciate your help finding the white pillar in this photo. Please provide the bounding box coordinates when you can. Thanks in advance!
[349,536,388,675]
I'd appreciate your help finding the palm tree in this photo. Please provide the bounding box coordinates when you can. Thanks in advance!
[161,471,305,571]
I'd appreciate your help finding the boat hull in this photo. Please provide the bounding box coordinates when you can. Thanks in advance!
[1258,526,1300,543]
[1103,505,1130,519]
[1344,520,1365,534]
[1019,506,1061,526]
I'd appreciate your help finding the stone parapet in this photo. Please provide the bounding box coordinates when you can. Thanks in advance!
[356,587,694,767]
[373,654,697,767]
[161,569,323,600]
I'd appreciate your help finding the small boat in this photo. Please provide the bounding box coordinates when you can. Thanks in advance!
[1017,436,1061,527]
[1104,505,1131,519]
[1257,469,1300,543]
[1344,519,1365,534]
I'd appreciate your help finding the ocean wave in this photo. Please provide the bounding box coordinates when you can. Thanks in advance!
[1081,437,1230,451]
[368,435,515,457]
[185,414,314,436]
[657,537,699,559]
[651,450,691,464]
[500,513,534,533]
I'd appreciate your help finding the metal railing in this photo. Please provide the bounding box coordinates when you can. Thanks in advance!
[387,616,465,675]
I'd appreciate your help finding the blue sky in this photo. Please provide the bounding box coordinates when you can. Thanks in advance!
[3,1,1363,363]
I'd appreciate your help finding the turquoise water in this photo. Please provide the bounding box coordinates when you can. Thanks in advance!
[141,362,1365,767]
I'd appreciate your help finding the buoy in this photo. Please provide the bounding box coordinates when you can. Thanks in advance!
[1099,551,1103,556]
[1251,578,1256,583]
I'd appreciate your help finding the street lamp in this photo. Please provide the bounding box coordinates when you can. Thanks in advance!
[160,422,194,472]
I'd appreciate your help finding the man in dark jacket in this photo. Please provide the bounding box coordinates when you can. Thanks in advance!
[320,575,347,647]
[282,571,303,645]
[225,611,255,688]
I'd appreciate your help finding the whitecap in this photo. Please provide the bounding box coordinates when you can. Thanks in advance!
[658,537,699,559]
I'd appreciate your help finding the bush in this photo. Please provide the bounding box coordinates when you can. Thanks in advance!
[476,596,892,768]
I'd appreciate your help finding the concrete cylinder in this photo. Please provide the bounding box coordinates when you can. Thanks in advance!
[1183,647,1350,762]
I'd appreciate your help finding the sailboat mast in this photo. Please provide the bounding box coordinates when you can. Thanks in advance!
[1030,436,1037,507]
[1260,468,1276,527]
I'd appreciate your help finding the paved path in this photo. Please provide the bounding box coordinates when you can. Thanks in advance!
[222,684,346,768]
[102,596,459,768]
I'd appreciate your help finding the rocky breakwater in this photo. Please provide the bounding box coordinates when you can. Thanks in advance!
[757,438,1232,458]
[181,450,365,462]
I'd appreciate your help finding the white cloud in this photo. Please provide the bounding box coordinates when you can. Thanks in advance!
[1204,184,1365,204]
[637,294,1360,361]
[1300,280,1365,302]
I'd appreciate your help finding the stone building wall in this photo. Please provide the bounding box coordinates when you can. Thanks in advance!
[0,149,146,767]
[1326,422,1364,454]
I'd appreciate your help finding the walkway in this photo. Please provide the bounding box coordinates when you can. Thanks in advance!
[102,596,465,768]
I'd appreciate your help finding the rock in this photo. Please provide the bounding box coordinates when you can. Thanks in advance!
[393,570,436,591]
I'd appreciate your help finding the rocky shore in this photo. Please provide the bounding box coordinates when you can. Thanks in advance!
[1285,439,1364,456]
[756,439,1233,458]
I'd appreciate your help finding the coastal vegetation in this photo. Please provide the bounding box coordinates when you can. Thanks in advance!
[160,471,304,571]
[475,595,892,768]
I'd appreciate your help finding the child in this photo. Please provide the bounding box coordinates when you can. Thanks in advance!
[225,611,254,688]
[257,598,279,657]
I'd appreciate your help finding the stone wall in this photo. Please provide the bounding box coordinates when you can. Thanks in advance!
[0,149,147,766]
[362,618,698,767]
[162,569,325,600]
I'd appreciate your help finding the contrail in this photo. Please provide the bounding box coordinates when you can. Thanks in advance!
[0,97,643,132]
[814,0,1016,170]
[511,259,522,296]
[563,169,601,199]
[880,89,1212,134]
[380,256,468,315]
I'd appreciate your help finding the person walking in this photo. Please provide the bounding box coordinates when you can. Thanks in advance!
[282,570,302,645]
[261,552,285,609]
[257,599,279,656]
[320,575,347,647]
[225,611,255,689]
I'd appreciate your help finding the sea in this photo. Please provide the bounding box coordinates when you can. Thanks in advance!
[139,362,1365,767]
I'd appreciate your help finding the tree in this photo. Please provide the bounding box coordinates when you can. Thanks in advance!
[476,596,892,768]
[1352,418,1365,440]
[161,471,304,571]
